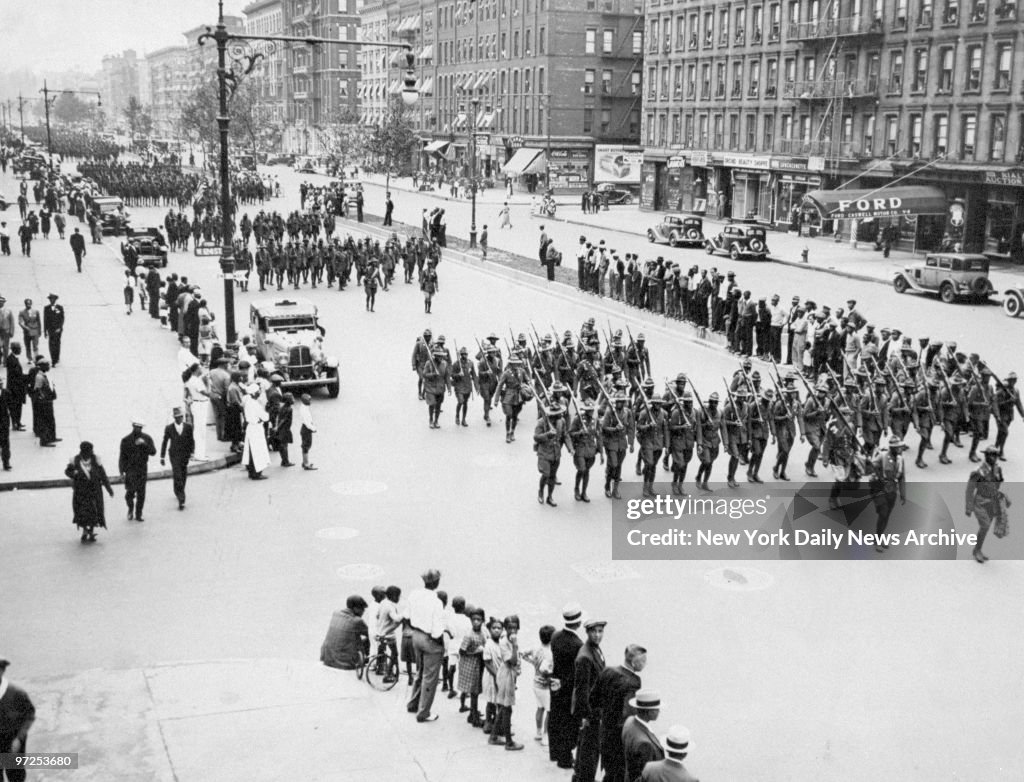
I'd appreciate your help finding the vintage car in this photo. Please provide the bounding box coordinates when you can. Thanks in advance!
[121,227,168,268]
[1002,287,1024,318]
[12,153,47,176]
[704,223,770,260]
[250,298,340,397]
[647,215,705,247]
[892,253,994,304]
[595,182,635,205]
[90,196,131,236]
[266,154,295,167]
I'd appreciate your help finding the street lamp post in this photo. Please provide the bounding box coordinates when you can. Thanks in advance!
[468,96,480,248]
[198,0,414,348]
[17,94,26,144]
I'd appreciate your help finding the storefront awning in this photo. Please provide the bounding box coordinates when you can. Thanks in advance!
[388,80,402,95]
[419,44,434,61]
[803,185,947,220]
[477,111,496,130]
[453,112,468,130]
[503,147,546,176]
[419,76,434,95]
[424,140,451,155]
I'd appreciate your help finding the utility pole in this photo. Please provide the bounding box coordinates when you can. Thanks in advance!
[469,94,480,248]
[41,80,53,159]
[17,94,25,144]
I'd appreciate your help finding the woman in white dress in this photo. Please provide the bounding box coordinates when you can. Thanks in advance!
[241,383,270,479]
[183,363,211,461]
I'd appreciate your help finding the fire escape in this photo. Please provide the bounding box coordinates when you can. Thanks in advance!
[782,0,883,170]
[604,10,644,141]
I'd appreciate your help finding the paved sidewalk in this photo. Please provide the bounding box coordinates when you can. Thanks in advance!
[0,168,233,489]
[359,171,1024,290]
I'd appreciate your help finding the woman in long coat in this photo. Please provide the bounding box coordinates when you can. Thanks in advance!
[65,441,114,543]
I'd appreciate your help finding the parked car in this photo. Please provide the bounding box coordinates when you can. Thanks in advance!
[704,223,770,260]
[892,253,994,304]
[250,298,340,397]
[1004,287,1024,318]
[595,183,635,205]
[647,215,705,247]
[90,196,130,236]
[121,227,168,268]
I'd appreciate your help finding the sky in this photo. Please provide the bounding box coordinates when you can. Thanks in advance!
[0,0,248,73]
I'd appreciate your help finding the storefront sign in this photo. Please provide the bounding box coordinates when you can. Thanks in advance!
[807,156,825,172]
[549,149,591,161]
[689,150,709,167]
[594,144,642,183]
[721,154,771,170]
[640,161,658,210]
[667,156,685,169]
[509,135,525,149]
[804,185,947,220]
[985,168,1024,187]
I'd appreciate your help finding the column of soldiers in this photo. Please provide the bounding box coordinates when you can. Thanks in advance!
[408,318,1022,518]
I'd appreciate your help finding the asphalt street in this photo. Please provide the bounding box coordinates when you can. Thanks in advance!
[1,163,1022,780]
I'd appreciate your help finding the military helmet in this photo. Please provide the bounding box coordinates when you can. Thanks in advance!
[642,377,655,388]
[708,392,720,402]
[675,372,688,383]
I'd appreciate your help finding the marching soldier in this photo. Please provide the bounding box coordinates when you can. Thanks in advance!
[421,344,451,429]
[451,347,478,427]
[729,359,753,393]
[747,388,772,483]
[937,375,966,464]
[801,382,828,477]
[412,329,433,400]
[255,243,271,291]
[663,373,688,405]
[576,350,602,403]
[859,378,888,453]
[868,435,908,553]
[476,344,502,426]
[421,263,438,314]
[966,369,994,463]
[912,378,939,468]
[635,397,667,497]
[364,258,382,312]
[694,392,723,491]
[497,356,531,443]
[601,392,634,499]
[821,404,863,512]
[533,335,556,387]
[721,389,749,488]
[993,371,1022,460]
[663,389,697,495]
[603,333,626,376]
[569,401,604,502]
[476,333,504,373]
[554,331,578,387]
[771,381,799,481]
[633,377,658,475]
[887,378,916,442]
[535,402,571,506]
[965,445,1007,563]
[434,334,453,363]
[624,332,651,387]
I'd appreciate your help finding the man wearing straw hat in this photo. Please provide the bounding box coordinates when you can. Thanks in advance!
[622,689,665,782]
[640,725,699,782]
[548,602,585,769]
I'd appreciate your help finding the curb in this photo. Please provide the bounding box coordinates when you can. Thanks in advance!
[0,453,242,493]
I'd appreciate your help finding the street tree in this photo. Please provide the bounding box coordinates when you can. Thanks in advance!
[122,97,153,138]
[52,93,95,126]
[317,107,369,172]
[179,74,276,163]
[367,95,418,182]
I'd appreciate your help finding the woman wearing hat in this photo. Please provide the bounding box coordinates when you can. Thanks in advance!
[65,441,115,543]
[183,363,210,461]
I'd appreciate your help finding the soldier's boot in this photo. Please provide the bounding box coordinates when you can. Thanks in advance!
[727,457,739,488]
[538,475,547,504]
[995,429,1008,460]
[579,472,591,502]
[546,479,558,507]
[939,437,952,464]
[973,527,989,563]
[915,440,928,469]
[778,454,790,481]
[969,436,981,463]
[611,480,622,500]
[635,454,643,476]
[574,473,583,501]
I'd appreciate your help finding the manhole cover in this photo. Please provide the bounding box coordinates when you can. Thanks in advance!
[337,564,386,580]
[571,562,641,584]
[330,480,388,496]
[316,527,361,540]
[703,567,774,592]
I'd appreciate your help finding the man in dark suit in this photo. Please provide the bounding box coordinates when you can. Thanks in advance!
[383,192,394,226]
[42,294,65,366]
[640,725,698,782]
[69,226,86,271]
[0,658,36,781]
[622,690,665,782]
[147,267,164,320]
[0,378,11,471]
[548,603,585,769]
[572,619,607,782]
[160,406,195,510]
[595,644,646,782]
[3,344,26,431]
[119,417,157,521]
[182,290,202,356]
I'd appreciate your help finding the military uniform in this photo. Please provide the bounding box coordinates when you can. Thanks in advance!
[966,375,994,462]
[451,350,478,426]
[569,405,603,502]
[636,399,667,496]
[496,359,531,443]
[624,335,651,387]
[601,396,635,499]
[476,346,502,426]
[771,387,799,480]
[869,439,907,550]
[721,391,749,488]
[420,347,451,428]
[412,331,433,399]
[535,405,571,505]
[993,374,1023,459]
[801,390,828,477]
[694,396,723,490]
[936,377,966,464]
[664,393,697,495]
[746,390,772,483]
[965,448,1006,562]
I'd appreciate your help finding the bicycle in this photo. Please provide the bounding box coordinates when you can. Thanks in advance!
[361,635,401,692]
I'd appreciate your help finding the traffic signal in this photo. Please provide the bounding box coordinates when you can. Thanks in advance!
[401,47,418,105]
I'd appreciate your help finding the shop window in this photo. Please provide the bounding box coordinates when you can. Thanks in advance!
[960,113,976,157]
[989,114,1006,160]
[933,114,949,155]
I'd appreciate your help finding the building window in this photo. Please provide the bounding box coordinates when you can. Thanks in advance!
[688,13,699,47]
[909,113,923,155]
[752,5,763,40]
[603,69,614,95]
[729,114,739,149]
[701,64,711,98]
[587,108,596,135]
[584,69,595,94]
[841,114,853,144]
[763,114,774,148]
[672,65,683,97]
[911,49,927,92]
[961,112,976,156]
[784,57,796,84]
[539,28,546,54]
[802,56,816,82]
[603,108,612,134]
[632,30,642,55]
[672,113,681,143]
[970,0,988,20]
[676,17,686,48]
[938,47,954,92]
[766,59,778,96]
[888,50,903,93]
[731,62,742,97]
[933,113,949,154]
[748,61,761,97]
[629,110,640,137]
[996,0,1017,19]
[585,28,596,54]
[995,44,1012,90]
[918,0,933,25]
[799,114,811,142]
[649,19,660,52]
[713,114,724,148]
[698,114,708,146]
[990,113,1006,159]
[718,8,730,44]
[884,115,899,154]
[648,66,657,98]
[734,7,746,43]
[686,64,696,97]
[894,0,908,26]
[863,114,876,153]
[780,114,793,141]
[603,29,613,53]
[943,0,960,23]
[703,11,714,46]
[715,63,726,97]
[660,66,669,98]
[513,30,520,57]
[966,44,982,91]
[631,71,641,95]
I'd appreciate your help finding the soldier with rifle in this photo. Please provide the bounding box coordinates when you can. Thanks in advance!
[553,329,578,388]
[412,329,434,400]
[992,370,1022,460]
[601,391,634,499]
[800,378,829,477]
[663,382,697,495]
[886,377,916,442]
[497,354,532,443]
[451,344,479,427]
[859,377,888,453]
[965,445,1008,563]
[535,401,572,506]
[694,391,722,491]
[635,392,667,497]
[421,343,451,429]
[747,387,773,484]
[769,375,799,481]
[965,366,994,463]
[569,397,604,502]
[936,374,967,464]
[476,338,502,426]
[821,402,866,512]
[912,377,940,469]
[624,329,651,387]
[720,385,749,488]
[632,377,658,476]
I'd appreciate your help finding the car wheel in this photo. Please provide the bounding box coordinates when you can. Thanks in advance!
[705,242,715,255]
[729,245,741,261]
[972,277,991,296]
[939,284,956,304]
[621,195,632,205]
[647,229,656,243]
[326,367,340,398]
[686,229,700,241]
[1005,292,1023,318]
[749,239,765,254]
[893,275,909,294]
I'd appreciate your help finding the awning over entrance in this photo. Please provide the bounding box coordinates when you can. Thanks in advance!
[503,147,546,176]
[803,185,947,220]
[424,140,451,155]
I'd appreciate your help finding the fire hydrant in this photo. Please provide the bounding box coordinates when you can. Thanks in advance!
[801,247,809,264]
